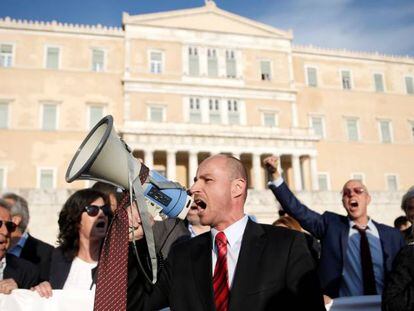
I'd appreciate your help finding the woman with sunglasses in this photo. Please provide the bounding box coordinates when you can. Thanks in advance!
[31,188,110,297]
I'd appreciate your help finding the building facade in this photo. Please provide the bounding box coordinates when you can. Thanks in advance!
[0,1,413,242]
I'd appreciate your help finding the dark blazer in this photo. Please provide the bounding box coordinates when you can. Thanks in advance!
[382,243,414,311]
[148,219,325,311]
[20,234,54,282]
[48,247,73,289]
[4,253,40,289]
[269,182,406,298]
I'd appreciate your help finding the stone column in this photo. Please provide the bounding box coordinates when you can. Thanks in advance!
[188,151,198,185]
[310,155,318,191]
[144,149,154,169]
[291,154,302,191]
[167,150,176,180]
[252,153,263,190]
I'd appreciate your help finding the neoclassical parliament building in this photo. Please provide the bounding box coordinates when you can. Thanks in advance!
[0,1,413,240]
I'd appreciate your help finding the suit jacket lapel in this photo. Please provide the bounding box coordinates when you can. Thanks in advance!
[229,220,266,310]
[340,220,350,264]
[374,221,389,273]
[191,233,215,311]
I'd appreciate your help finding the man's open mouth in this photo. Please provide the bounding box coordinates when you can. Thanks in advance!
[350,200,359,208]
[194,199,207,209]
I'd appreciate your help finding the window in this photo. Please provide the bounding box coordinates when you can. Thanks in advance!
[405,76,414,94]
[41,103,57,131]
[38,168,55,189]
[226,50,236,78]
[373,73,385,92]
[92,49,105,72]
[46,46,60,69]
[386,175,398,191]
[306,67,318,87]
[207,49,218,77]
[150,51,162,74]
[189,98,201,123]
[351,173,364,182]
[263,112,276,127]
[379,120,392,143]
[0,44,13,67]
[0,167,5,189]
[310,116,325,138]
[260,60,271,81]
[188,47,199,76]
[341,70,352,90]
[227,100,239,125]
[209,99,221,124]
[149,106,164,122]
[88,106,104,129]
[346,118,359,141]
[317,173,329,191]
[0,101,9,128]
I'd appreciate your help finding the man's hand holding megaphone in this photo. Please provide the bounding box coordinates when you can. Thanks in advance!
[127,201,154,242]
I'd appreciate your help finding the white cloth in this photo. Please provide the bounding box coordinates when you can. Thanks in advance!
[210,215,248,288]
[63,257,97,290]
[0,257,6,281]
[326,295,381,311]
[0,289,94,311]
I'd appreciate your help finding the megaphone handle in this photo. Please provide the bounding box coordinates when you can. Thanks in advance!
[128,160,158,284]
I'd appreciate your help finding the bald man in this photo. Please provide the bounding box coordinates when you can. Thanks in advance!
[264,155,405,301]
[146,154,325,310]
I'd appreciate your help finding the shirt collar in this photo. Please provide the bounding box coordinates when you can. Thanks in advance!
[211,215,249,249]
[349,218,375,231]
[17,231,29,248]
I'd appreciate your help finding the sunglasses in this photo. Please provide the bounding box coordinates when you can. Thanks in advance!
[0,220,17,232]
[342,187,365,197]
[84,205,111,217]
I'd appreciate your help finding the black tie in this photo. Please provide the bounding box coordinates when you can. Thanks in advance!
[353,225,377,295]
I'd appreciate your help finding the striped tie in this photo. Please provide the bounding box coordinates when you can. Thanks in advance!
[213,231,229,311]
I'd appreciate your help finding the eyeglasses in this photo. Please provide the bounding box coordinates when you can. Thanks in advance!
[0,220,17,232]
[84,205,111,217]
[342,187,366,197]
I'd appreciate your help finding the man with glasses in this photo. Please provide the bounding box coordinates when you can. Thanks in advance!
[263,155,405,302]
[0,199,39,294]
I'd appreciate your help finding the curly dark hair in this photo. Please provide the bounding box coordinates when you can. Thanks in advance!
[57,188,108,261]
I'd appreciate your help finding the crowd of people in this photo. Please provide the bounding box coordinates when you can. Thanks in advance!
[0,154,413,311]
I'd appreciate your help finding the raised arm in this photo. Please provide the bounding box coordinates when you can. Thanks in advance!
[264,156,326,239]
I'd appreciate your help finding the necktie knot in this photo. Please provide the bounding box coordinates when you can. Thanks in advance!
[216,231,227,247]
[353,225,369,235]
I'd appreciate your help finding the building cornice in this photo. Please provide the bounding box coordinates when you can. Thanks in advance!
[293,45,414,65]
[0,17,124,37]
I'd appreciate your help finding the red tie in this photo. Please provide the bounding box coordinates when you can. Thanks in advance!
[94,193,130,311]
[213,231,230,311]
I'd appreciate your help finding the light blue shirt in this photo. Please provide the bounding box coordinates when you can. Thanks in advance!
[187,224,197,238]
[340,219,384,296]
[211,215,248,288]
[8,231,29,257]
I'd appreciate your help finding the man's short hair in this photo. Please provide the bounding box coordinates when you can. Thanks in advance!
[2,193,29,232]
[401,186,414,213]
[222,155,249,196]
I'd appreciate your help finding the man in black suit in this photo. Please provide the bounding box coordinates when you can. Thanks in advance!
[3,193,54,281]
[0,199,39,293]
[147,154,325,310]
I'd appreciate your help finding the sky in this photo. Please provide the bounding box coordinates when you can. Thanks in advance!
[0,0,413,57]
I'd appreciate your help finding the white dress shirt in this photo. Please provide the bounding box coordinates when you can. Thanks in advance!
[211,215,249,288]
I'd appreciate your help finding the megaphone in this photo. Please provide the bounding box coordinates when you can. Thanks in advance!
[65,115,192,219]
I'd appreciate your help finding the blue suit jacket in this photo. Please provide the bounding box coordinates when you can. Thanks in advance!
[269,182,405,298]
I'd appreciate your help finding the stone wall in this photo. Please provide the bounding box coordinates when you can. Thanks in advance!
[5,188,405,246]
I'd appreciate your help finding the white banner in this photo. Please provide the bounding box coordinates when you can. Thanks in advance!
[326,295,381,311]
[0,289,94,311]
